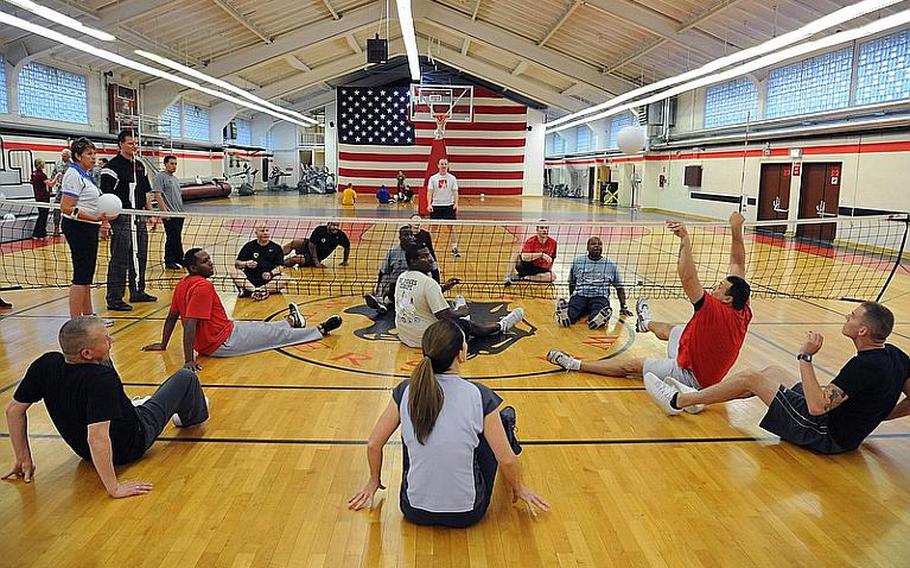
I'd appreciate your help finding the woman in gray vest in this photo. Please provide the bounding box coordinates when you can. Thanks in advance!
[349,320,549,527]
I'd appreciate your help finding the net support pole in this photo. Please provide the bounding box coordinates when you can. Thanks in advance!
[875,215,909,303]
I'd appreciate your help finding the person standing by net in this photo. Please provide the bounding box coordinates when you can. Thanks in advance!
[410,213,440,282]
[30,158,54,240]
[50,148,71,236]
[427,158,461,258]
[348,319,549,526]
[100,129,158,312]
[151,155,184,270]
[547,212,752,398]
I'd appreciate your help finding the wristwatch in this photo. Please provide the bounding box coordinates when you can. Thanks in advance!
[797,352,813,363]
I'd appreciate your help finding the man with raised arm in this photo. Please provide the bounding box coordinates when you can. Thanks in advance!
[142,248,342,370]
[547,212,752,404]
[4,316,209,498]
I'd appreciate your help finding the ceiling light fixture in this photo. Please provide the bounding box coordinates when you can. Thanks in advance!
[134,50,317,125]
[0,10,314,127]
[546,9,910,134]
[545,0,904,129]
[1,0,116,41]
[395,0,421,81]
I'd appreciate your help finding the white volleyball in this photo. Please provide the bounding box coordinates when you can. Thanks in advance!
[98,194,123,218]
[616,126,646,155]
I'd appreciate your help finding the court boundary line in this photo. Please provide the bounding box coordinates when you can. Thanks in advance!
[119,381,645,392]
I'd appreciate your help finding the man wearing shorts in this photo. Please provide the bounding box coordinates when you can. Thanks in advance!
[547,212,751,403]
[504,222,557,285]
[233,226,287,301]
[555,236,633,329]
[426,158,461,258]
[644,302,910,454]
[143,248,342,370]
[394,245,523,348]
[283,221,350,268]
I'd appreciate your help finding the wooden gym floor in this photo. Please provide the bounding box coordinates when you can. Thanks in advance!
[1,195,909,566]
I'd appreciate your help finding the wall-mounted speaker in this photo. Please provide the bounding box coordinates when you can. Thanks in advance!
[367,35,388,64]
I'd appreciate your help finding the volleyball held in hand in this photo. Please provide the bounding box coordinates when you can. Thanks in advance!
[98,194,122,219]
[616,126,646,155]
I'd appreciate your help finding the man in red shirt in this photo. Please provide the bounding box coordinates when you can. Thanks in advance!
[504,222,557,285]
[547,212,751,405]
[142,248,342,370]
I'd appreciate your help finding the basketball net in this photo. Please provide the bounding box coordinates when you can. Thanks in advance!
[433,110,450,140]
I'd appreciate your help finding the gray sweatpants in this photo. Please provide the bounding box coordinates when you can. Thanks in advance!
[212,320,323,357]
[135,369,209,451]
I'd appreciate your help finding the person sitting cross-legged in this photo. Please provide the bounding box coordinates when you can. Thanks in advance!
[555,236,633,329]
[142,248,341,370]
[644,301,910,455]
[504,223,557,286]
[4,316,209,498]
[232,225,287,301]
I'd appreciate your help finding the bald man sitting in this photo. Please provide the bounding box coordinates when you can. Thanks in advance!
[4,316,210,498]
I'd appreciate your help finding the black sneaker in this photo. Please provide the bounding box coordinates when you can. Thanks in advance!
[500,406,522,455]
[317,315,343,335]
[287,303,306,329]
[130,292,158,303]
[0,298,11,309]
[364,294,388,315]
[106,302,133,312]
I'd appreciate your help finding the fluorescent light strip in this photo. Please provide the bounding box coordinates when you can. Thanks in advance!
[396,0,421,81]
[134,50,317,125]
[2,0,116,41]
[545,0,904,129]
[0,10,313,128]
[547,9,910,135]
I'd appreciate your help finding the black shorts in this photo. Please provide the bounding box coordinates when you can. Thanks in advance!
[430,205,456,220]
[759,383,847,454]
[243,268,269,287]
[285,242,316,267]
[62,218,99,285]
[516,261,550,278]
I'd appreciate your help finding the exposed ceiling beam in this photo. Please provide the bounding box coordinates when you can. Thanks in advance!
[345,34,362,54]
[511,60,529,76]
[677,0,748,33]
[419,7,633,95]
[285,54,312,71]
[581,0,738,57]
[606,38,665,73]
[461,37,471,55]
[539,0,581,47]
[289,89,337,112]
[321,0,340,20]
[194,3,379,80]
[471,0,482,21]
[210,0,272,44]
[429,43,589,112]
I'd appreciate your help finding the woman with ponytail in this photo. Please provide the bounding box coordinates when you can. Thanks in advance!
[348,320,549,527]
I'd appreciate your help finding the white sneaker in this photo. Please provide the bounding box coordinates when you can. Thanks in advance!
[498,307,524,332]
[644,373,682,416]
[130,395,151,407]
[588,305,613,330]
[173,396,210,427]
[635,298,651,333]
[453,295,470,321]
[663,376,705,414]
[287,303,306,328]
[546,349,580,371]
[555,298,570,327]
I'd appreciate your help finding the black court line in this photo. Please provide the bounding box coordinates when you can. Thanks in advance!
[3,431,910,447]
[121,381,645,392]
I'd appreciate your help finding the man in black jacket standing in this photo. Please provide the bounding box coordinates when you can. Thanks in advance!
[100,129,158,311]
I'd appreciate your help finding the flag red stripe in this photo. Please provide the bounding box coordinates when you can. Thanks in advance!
[411,121,528,131]
[414,137,526,147]
[340,168,524,180]
[339,152,525,163]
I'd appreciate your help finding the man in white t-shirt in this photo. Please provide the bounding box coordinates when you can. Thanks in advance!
[426,158,461,258]
[395,245,524,348]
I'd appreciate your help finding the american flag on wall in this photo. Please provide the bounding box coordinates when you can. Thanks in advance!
[337,85,528,195]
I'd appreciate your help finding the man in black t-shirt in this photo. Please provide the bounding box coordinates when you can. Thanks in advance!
[644,301,910,454]
[282,221,350,268]
[3,316,209,498]
[100,129,159,312]
[232,226,287,301]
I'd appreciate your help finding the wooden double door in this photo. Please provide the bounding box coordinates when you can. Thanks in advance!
[757,162,841,243]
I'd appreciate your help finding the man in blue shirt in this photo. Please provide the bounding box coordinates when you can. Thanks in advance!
[556,236,632,329]
[376,185,391,205]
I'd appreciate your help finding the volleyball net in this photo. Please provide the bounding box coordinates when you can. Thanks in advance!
[0,199,906,303]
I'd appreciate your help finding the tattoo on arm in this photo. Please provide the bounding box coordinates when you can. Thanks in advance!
[823,384,848,412]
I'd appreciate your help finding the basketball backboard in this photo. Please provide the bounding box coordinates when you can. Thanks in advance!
[409,84,474,123]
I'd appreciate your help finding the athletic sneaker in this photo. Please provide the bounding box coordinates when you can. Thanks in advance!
[318,315,343,335]
[498,307,524,332]
[453,295,470,321]
[499,405,522,455]
[588,305,613,330]
[452,245,461,258]
[663,376,705,414]
[555,298,570,327]
[130,395,151,407]
[502,273,521,287]
[635,297,651,333]
[251,289,270,301]
[287,303,306,329]
[173,396,210,427]
[644,373,682,416]
[546,349,581,371]
[237,288,253,299]
[364,294,388,315]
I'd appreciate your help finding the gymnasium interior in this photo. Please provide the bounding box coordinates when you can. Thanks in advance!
[1,0,909,565]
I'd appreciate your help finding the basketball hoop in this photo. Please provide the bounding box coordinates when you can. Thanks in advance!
[433,107,450,140]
